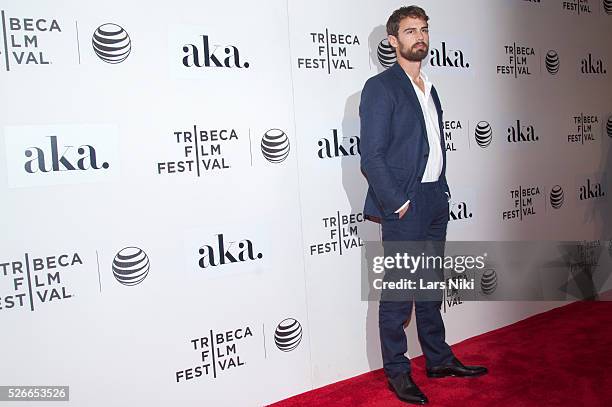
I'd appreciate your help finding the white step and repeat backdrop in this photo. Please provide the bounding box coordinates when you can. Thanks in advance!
[1,0,611,405]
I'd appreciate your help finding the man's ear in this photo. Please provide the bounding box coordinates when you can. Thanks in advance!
[388,34,399,49]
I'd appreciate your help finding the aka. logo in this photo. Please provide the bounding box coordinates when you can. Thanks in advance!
[274,318,302,352]
[480,269,497,295]
[579,178,605,200]
[4,124,119,188]
[112,247,150,286]
[507,120,537,143]
[24,135,110,173]
[545,50,560,75]
[475,121,492,148]
[449,201,473,221]
[318,129,360,158]
[92,23,131,64]
[606,116,612,138]
[198,234,263,269]
[182,35,249,69]
[550,185,564,209]
[429,42,470,69]
[605,0,612,14]
[377,38,396,68]
[261,129,290,163]
[581,53,607,74]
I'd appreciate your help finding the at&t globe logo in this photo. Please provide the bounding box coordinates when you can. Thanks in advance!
[606,116,612,138]
[545,50,560,75]
[480,269,497,295]
[261,129,290,163]
[604,0,612,14]
[112,247,150,286]
[92,23,132,64]
[550,185,564,209]
[377,38,396,69]
[475,121,492,148]
[274,318,302,352]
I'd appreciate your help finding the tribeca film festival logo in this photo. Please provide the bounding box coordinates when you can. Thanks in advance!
[182,35,249,69]
[578,178,606,201]
[111,247,150,286]
[317,129,360,159]
[198,234,263,269]
[496,43,536,78]
[545,50,560,75]
[0,12,62,71]
[309,212,365,255]
[175,326,254,382]
[443,120,466,152]
[0,252,82,312]
[296,30,360,74]
[562,0,594,14]
[92,23,131,64]
[442,274,468,312]
[550,185,565,209]
[580,52,607,75]
[376,40,470,71]
[274,318,303,352]
[568,113,599,144]
[156,127,289,176]
[502,185,542,221]
[474,121,493,148]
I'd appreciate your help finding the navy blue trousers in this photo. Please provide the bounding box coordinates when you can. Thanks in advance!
[379,180,454,378]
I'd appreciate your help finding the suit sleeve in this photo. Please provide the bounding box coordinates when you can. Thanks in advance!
[359,77,408,217]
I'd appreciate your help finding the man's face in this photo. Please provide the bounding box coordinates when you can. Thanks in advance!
[389,16,429,62]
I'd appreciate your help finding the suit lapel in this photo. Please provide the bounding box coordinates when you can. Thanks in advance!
[431,86,445,144]
[390,63,427,137]
[431,85,447,171]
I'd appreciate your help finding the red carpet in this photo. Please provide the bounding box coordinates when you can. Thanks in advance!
[270,301,612,407]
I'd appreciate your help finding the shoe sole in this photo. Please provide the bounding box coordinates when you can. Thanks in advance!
[426,371,488,379]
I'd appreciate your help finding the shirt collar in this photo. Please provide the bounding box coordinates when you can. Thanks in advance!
[406,69,432,96]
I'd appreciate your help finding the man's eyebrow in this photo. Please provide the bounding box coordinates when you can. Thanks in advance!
[403,25,429,32]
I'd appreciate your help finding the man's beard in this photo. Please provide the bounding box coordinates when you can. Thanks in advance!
[399,41,428,62]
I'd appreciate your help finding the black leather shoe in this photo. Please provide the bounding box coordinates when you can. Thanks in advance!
[426,357,488,378]
[387,374,428,405]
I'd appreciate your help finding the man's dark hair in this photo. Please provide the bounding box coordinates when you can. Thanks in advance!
[386,6,429,37]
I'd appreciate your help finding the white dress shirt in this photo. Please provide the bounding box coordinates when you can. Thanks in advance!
[396,70,444,214]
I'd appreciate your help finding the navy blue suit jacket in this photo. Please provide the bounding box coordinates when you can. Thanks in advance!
[359,63,450,221]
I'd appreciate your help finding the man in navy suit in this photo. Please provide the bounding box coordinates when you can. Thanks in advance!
[360,6,487,405]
